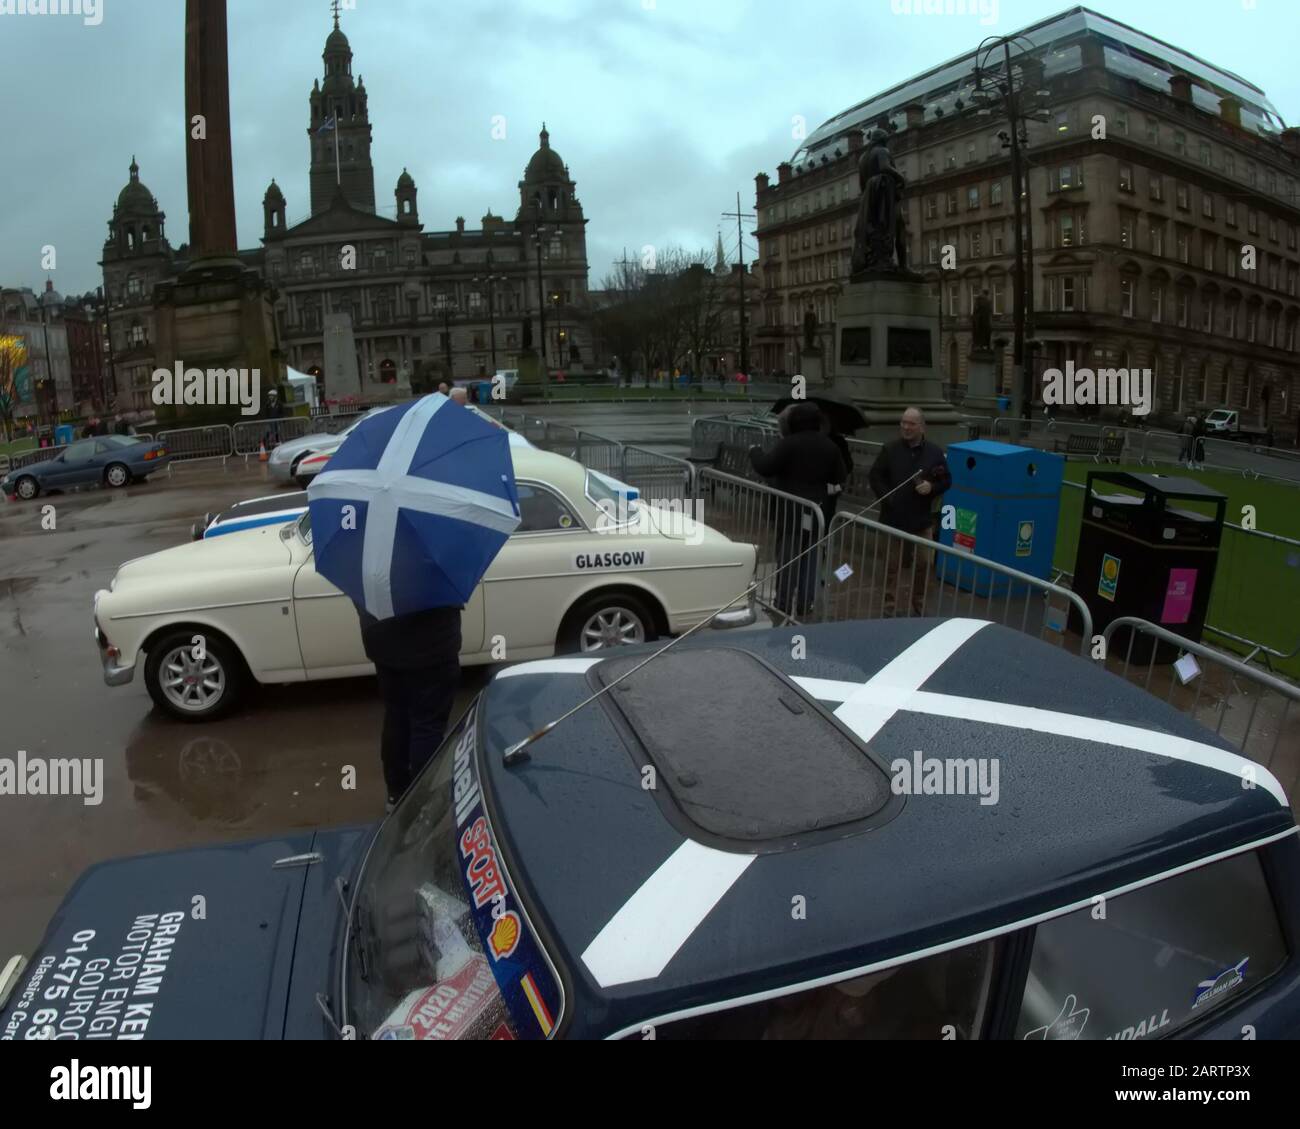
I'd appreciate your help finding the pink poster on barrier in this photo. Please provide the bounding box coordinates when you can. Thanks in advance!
[1161,568,1197,624]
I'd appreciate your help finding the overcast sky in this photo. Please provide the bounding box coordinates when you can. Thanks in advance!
[2,0,1296,298]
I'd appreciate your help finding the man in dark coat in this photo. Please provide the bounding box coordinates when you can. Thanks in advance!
[748,401,846,618]
[868,406,951,616]
[355,604,463,811]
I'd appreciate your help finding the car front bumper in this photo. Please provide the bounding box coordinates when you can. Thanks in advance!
[93,595,135,686]
[267,458,295,483]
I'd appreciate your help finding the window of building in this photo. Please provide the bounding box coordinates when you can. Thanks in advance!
[1114,107,1128,136]
[1199,141,1211,166]
[1246,307,1258,343]
[1150,223,1164,257]
[991,279,1006,314]
[1203,236,1215,272]
[926,155,937,177]
[946,283,959,318]
[129,321,145,346]
[927,238,939,264]
[945,148,956,170]
[1225,304,1238,336]
[1177,289,1190,328]
[1247,163,1258,187]
[945,191,958,216]
[1173,130,1187,157]
[1202,193,1215,219]
[988,135,1002,159]
[1061,275,1076,312]
[969,230,982,258]
[967,142,977,164]
[967,186,980,210]
[1227,250,1237,279]
[1225,152,1236,177]
[1175,183,1190,210]
[990,180,1003,205]
[991,226,1004,255]
[1149,175,1163,202]
[1177,229,1189,263]
[1055,111,1071,134]
[1150,284,1164,323]
[1145,116,1159,145]
[926,196,938,220]
[1059,214,1075,248]
[126,276,142,299]
[1226,201,1238,227]
[1119,216,1134,248]
[1248,210,1259,235]
[1121,277,1135,317]
[1269,260,1280,290]
[1268,218,1279,243]
[1201,296,1214,333]
[1289,225,1297,251]
[1118,165,1133,192]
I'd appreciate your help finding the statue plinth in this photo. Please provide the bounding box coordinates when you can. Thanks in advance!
[830,273,962,446]
[800,346,828,389]
[964,346,1002,415]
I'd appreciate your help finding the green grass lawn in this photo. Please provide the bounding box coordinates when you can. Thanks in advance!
[0,436,36,457]
[1054,463,1300,677]
[535,385,756,402]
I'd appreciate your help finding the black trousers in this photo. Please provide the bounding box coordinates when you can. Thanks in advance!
[374,659,460,801]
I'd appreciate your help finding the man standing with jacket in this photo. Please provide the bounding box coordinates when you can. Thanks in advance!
[868,407,951,617]
[749,402,846,617]
[355,604,463,812]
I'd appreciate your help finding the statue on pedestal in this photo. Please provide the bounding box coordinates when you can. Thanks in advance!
[851,128,906,275]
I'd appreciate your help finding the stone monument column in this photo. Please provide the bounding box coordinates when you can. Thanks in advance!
[184,0,239,265]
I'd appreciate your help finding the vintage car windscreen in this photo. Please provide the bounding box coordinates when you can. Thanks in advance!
[1015,849,1288,1040]
[345,706,563,1040]
[594,648,893,841]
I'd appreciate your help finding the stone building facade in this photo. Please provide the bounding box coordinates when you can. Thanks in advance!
[99,12,593,407]
[754,7,1300,433]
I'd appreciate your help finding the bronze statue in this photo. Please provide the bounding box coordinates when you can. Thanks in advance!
[972,290,993,352]
[803,305,818,351]
[852,128,905,275]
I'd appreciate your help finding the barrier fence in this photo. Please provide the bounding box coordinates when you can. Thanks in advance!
[577,431,624,478]
[157,425,234,466]
[620,445,695,504]
[1102,617,1300,807]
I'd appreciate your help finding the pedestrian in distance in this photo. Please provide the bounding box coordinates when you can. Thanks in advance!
[748,401,847,619]
[354,604,463,812]
[868,407,951,617]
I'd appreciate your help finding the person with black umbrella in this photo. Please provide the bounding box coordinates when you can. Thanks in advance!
[868,406,951,617]
[748,401,846,618]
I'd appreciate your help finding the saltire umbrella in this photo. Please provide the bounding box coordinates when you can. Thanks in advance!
[307,393,520,619]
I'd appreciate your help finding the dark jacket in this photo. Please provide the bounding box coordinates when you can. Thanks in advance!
[868,437,951,532]
[748,430,847,510]
[355,605,463,671]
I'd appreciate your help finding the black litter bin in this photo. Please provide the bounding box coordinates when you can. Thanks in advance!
[1068,472,1226,663]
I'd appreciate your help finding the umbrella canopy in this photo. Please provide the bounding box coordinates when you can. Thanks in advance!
[307,394,520,619]
[769,394,869,434]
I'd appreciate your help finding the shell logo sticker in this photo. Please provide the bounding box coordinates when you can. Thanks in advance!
[488,910,522,960]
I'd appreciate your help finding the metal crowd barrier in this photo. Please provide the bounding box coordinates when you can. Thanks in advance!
[157,425,234,467]
[815,511,1093,653]
[537,421,580,459]
[9,444,69,470]
[232,416,316,456]
[620,445,695,504]
[1101,616,1300,804]
[695,468,827,620]
[577,430,624,478]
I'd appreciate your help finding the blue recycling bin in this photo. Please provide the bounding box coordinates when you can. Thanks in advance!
[55,424,76,446]
[937,440,1065,597]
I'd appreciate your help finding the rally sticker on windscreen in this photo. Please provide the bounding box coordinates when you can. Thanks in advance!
[450,717,562,1038]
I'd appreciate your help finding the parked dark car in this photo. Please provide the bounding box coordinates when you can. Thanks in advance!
[1,620,1296,1040]
[1,435,171,500]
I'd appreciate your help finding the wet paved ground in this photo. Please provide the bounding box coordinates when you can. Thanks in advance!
[1,399,1295,965]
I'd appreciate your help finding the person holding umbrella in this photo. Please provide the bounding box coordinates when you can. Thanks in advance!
[307,393,521,811]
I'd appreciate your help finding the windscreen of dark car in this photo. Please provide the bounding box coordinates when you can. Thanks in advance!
[343,705,563,1040]
[1016,849,1287,1040]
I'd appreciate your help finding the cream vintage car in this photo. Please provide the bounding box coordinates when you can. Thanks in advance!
[93,446,758,720]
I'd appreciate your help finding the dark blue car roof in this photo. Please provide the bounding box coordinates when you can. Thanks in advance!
[478,618,1296,1035]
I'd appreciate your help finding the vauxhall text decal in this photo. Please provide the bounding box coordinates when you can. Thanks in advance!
[2,912,185,1040]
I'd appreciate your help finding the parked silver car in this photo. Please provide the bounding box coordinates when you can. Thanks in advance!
[267,406,394,486]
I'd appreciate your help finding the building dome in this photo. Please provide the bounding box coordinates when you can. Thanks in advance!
[396,167,415,190]
[264,178,285,202]
[116,157,157,215]
[524,125,567,183]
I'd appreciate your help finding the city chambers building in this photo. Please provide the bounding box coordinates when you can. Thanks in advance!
[99,12,592,411]
[753,6,1300,434]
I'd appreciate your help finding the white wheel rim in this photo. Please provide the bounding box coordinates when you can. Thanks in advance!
[579,606,646,651]
[160,646,226,712]
[18,479,36,498]
[107,466,127,486]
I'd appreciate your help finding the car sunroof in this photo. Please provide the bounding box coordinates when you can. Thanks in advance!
[593,648,893,843]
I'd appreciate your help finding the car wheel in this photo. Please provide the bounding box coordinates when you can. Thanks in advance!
[559,592,658,654]
[144,630,246,721]
[15,476,39,500]
[105,463,131,488]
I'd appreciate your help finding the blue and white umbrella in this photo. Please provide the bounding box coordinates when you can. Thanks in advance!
[306,394,520,619]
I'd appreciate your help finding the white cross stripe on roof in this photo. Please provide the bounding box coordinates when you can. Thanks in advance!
[579,619,986,989]
[792,679,1288,807]
[310,394,519,619]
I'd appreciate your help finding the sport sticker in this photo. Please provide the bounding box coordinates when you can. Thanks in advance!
[1098,553,1121,602]
[1016,520,1034,557]
[1023,993,1089,1040]
[1192,958,1248,1010]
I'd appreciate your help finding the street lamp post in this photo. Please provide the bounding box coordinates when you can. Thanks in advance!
[530,206,553,380]
[439,297,458,378]
[473,252,505,376]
